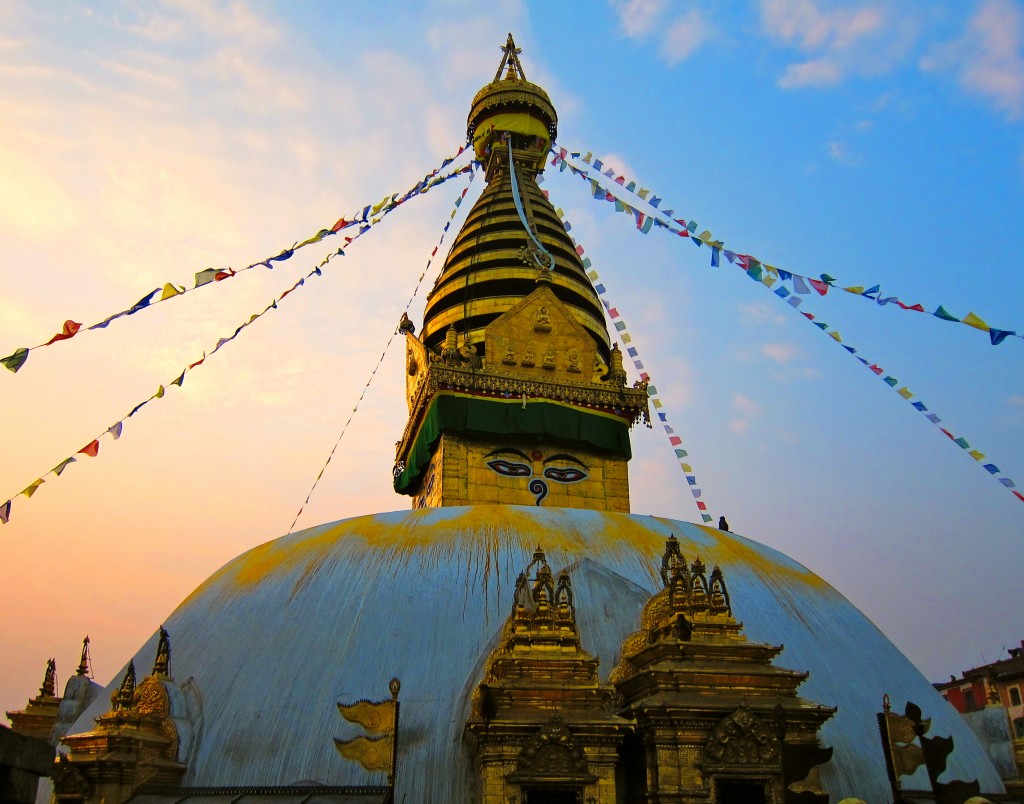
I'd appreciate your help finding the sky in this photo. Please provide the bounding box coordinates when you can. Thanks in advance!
[1,0,1023,720]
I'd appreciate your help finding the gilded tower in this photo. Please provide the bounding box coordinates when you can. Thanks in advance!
[394,35,650,511]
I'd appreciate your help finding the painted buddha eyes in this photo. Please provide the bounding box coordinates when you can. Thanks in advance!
[542,466,587,484]
[484,449,589,484]
[484,449,589,506]
[484,460,588,483]
[486,459,532,477]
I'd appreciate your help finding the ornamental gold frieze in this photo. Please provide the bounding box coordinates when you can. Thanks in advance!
[395,363,650,460]
[469,85,557,126]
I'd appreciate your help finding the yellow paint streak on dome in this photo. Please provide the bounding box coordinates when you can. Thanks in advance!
[183,508,829,605]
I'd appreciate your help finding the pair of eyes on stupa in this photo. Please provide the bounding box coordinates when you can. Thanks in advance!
[484,448,589,484]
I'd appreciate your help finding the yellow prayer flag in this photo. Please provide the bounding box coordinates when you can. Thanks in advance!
[763,264,779,276]
[969,450,986,461]
[621,334,632,344]
[160,283,185,300]
[761,276,776,288]
[295,231,327,249]
[21,479,44,498]
[962,312,989,331]
[698,230,713,242]
[155,385,165,399]
[829,331,842,342]
[844,286,865,294]
[681,464,692,472]
[652,399,663,409]
[338,699,396,734]
[334,735,392,772]
[897,387,914,399]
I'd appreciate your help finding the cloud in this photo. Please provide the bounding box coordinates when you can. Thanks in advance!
[730,392,761,434]
[760,0,914,88]
[610,1,710,65]
[737,302,786,325]
[761,342,800,363]
[920,0,1024,118]
[1008,395,1024,407]
[610,0,666,39]
[826,138,862,166]
[595,152,637,179]
[779,57,842,88]
[660,10,710,66]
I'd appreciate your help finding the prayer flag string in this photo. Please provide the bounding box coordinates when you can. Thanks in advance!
[1,146,473,375]
[0,161,476,526]
[562,144,1024,506]
[287,166,479,534]
[551,204,714,524]
[731,259,1024,504]
[548,144,1021,348]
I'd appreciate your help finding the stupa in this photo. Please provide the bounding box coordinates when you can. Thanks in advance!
[9,35,1005,804]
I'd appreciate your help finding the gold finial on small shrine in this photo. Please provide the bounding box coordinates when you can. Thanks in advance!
[152,626,171,678]
[111,661,136,712]
[76,635,91,677]
[39,658,57,698]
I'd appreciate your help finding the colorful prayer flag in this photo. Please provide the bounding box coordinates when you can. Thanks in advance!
[44,320,82,346]
[1,348,29,373]
[79,440,100,457]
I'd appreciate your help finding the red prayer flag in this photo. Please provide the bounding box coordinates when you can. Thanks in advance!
[575,245,585,256]
[696,501,707,511]
[808,279,829,295]
[1014,490,1024,502]
[44,320,82,346]
[897,302,925,312]
[331,217,351,233]
[78,440,99,457]
[669,436,682,446]
[868,364,884,375]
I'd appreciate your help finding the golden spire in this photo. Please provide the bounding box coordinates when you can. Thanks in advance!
[110,661,136,711]
[75,635,91,677]
[152,626,171,678]
[39,658,57,698]
[493,32,526,82]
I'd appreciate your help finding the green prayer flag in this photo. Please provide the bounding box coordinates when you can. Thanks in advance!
[933,305,960,322]
[1,347,29,373]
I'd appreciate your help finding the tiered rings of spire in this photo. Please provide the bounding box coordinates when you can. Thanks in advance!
[421,34,610,362]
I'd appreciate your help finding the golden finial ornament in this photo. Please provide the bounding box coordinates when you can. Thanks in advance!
[76,635,91,677]
[153,626,171,678]
[39,658,57,698]
[111,661,137,712]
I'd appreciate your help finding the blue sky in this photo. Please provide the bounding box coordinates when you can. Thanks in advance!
[1,0,1022,716]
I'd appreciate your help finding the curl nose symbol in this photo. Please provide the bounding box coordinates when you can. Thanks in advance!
[528,478,548,506]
